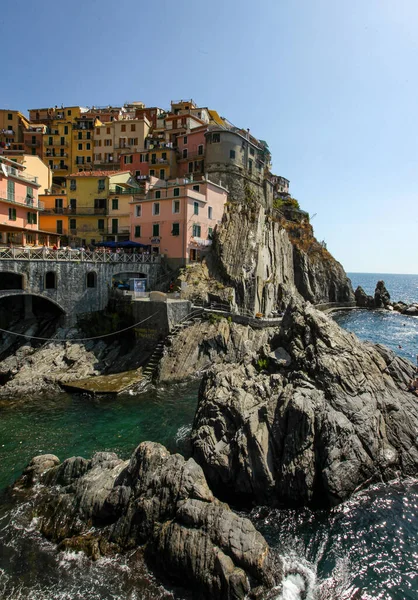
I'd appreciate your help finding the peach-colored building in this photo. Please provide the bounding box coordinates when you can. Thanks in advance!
[0,155,58,246]
[130,176,227,266]
[175,126,206,178]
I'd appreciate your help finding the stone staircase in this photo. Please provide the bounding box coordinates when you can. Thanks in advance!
[141,310,203,381]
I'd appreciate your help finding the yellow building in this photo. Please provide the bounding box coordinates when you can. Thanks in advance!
[92,116,151,170]
[71,114,100,173]
[0,109,30,155]
[28,106,85,185]
[65,170,142,246]
[10,155,52,194]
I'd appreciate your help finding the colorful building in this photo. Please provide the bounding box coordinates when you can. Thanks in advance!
[130,176,227,266]
[175,126,206,178]
[0,110,30,155]
[93,116,151,171]
[71,113,97,173]
[65,170,142,246]
[0,156,59,247]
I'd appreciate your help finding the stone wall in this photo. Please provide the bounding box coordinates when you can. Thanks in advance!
[130,299,192,336]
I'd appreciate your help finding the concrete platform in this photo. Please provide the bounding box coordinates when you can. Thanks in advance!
[61,369,144,395]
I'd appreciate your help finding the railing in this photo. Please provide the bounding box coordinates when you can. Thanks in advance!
[177,150,204,161]
[109,186,142,195]
[114,144,131,150]
[150,158,169,165]
[44,141,69,147]
[46,152,68,158]
[0,195,44,210]
[0,247,162,264]
[25,140,41,147]
[2,165,39,185]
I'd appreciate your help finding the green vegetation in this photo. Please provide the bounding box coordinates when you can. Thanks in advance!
[273,196,300,210]
[255,356,270,372]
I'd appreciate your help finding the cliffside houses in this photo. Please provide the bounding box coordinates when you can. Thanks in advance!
[0,100,289,263]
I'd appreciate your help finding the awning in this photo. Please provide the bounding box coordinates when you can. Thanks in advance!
[94,240,150,249]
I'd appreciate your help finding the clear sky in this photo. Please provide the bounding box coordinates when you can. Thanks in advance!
[2,0,418,274]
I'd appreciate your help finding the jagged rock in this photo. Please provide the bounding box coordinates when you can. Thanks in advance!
[374,280,391,308]
[12,442,281,599]
[355,285,374,308]
[192,299,418,509]
[157,318,278,383]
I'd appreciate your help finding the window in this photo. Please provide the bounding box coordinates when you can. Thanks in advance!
[96,128,100,135]
[78,143,82,150]
[112,219,118,234]
[124,155,133,164]
[121,124,126,132]
[128,138,137,145]
[86,156,91,163]
[70,179,76,191]
[172,222,180,236]
[45,272,57,289]
[135,205,142,217]
[151,153,157,164]
[182,149,188,158]
[162,152,167,160]
[55,198,63,210]
[193,184,200,192]
[86,132,91,140]
[67,109,72,116]
[98,219,104,230]
[153,202,160,215]
[86,272,96,288]
[78,132,82,140]
[250,147,255,156]
[208,206,213,219]
[135,225,141,237]
[8,208,16,221]
[56,220,63,234]
[106,127,111,134]
[212,133,220,143]
[7,179,15,201]
[198,144,203,155]
[112,198,119,210]
[192,224,201,237]
[194,201,199,215]
[7,113,12,120]
[174,187,180,197]
[86,142,91,150]
[131,124,136,131]
[208,227,213,239]
[149,169,155,176]
[248,159,253,174]
[69,198,77,210]
[64,125,68,134]
[26,186,34,200]
[155,190,161,199]
[27,212,37,224]
[183,136,188,144]
[98,179,105,191]
[188,162,193,173]
[159,169,164,179]
[152,223,159,236]
[230,149,236,159]
[173,200,180,213]
[69,219,76,230]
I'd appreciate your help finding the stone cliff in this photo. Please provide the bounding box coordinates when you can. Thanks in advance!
[209,199,354,316]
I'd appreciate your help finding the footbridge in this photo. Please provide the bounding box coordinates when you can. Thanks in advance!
[0,247,163,322]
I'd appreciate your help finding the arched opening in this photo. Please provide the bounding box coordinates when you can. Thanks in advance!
[86,271,97,288]
[45,271,57,289]
[0,272,24,290]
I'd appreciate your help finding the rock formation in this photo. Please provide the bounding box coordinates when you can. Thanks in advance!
[157,317,279,383]
[374,280,391,308]
[12,442,281,600]
[210,201,354,316]
[192,299,418,509]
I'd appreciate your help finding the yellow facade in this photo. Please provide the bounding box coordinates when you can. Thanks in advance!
[65,171,138,246]
[0,110,29,153]
[71,115,100,173]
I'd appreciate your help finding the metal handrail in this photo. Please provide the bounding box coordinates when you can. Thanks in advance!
[0,248,161,264]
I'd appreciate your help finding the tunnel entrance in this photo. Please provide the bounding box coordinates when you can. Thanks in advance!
[0,294,65,362]
[0,272,24,290]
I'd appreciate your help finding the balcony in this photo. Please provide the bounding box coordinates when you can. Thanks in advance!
[44,141,69,147]
[46,152,68,158]
[109,185,143,195]
[25,140,41,147]
[2,164,39,185]
[150,158,169,165]
[114,143,131,150]
[0,194,44,210]
[107,226,130,235]
[177,150,204,161]
[51,164,69,171]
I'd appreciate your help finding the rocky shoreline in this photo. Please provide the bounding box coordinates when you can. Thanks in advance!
[355,279,418,315]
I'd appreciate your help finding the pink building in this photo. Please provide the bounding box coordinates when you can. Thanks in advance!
[130,176,227,266]
[175,126,206,178]
[0,156,56,246]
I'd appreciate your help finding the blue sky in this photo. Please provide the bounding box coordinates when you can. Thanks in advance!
[2,0,418,273]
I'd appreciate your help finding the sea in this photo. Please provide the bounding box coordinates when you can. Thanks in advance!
[0,272,417,600]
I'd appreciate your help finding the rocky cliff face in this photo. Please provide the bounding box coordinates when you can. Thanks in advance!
[157,317,278,383]
[210,201,354,315]
[12,442,281,600]
[191,299,418,509]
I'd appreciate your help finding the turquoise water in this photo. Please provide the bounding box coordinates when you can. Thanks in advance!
[0,381,199,490]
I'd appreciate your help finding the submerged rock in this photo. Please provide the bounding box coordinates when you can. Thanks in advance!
[192,299,418,509]
[12,441,281,599]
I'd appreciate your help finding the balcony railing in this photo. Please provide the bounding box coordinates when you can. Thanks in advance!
[51,165,69,170]
[2,165,39,185]
[69,207,107,215]
[44,141,69,147]
[177,150,205,161]
[0,247,161,263]
[107,226,130,234]
[150,158,169,165]
[25,140,41,147]
[0,194,44,210]
[109,185,143,195]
